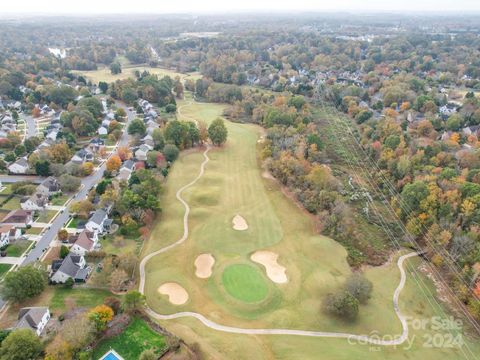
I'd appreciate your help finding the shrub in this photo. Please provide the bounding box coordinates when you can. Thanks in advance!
[323,291,359,321]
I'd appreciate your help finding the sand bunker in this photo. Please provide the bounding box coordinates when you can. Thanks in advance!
[251,251,288,284]
[232,214,248,231]
[158,282,189,305]
[194,253,215,278]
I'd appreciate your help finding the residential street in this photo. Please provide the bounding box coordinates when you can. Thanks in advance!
[0,175,44,183]
[22,102,134,266]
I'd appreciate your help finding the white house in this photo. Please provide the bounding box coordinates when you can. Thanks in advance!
[50,254,90,283]
[15,307,51,336]
[0,225,12,247]
[85,209,108,233]
[0,224,21,247]
[117,160,135,182]
[135,144,152,161]
[20,193,48,211]
[98,126,108,136]
[8,157,29,174]
[70,230,98,256]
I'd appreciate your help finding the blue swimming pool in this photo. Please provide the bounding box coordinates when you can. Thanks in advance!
[99,350,124,360]
[103,354,120,360]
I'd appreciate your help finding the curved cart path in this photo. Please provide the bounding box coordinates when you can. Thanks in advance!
[138,134,419,346]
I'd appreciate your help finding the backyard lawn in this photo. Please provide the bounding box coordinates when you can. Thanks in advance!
[36,210,59,223]
[5,239,33,257]
[0,264,12,278]
[2,196,21,211]
[25,227,44,235]
[50,288,116,311]
[51,194,70,206]
[100,235,141,256]
[0,184,14,195]
[93,317,167,360]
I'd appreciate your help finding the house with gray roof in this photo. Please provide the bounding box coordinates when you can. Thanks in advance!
[37,176,61,197]
[85,209,108,233]
[71,148,94,164]
[8,157,29,174]
[50,254,90,284]
[15,307,51,336]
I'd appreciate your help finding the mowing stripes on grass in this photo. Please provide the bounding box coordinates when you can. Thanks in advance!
[221,264,269,303]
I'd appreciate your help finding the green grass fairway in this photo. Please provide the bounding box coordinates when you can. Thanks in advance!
[222,264,269,303]
[93,317,167,360]
[72,66,201,85]
[142,96,480,359]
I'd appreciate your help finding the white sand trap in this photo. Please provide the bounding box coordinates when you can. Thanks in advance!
[194,253,215,278]
[251,251,288,284]
[232,214,248,231]
[158,282,189,305]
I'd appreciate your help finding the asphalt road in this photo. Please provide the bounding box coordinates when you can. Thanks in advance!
[24,115,37,139]
[22,102,134,265]
[0,175,44,184]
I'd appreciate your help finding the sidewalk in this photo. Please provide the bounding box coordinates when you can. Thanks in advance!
[0,257,23,265]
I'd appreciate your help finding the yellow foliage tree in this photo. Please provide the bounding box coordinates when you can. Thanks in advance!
[88,304,114,332]
[106,154,121,172]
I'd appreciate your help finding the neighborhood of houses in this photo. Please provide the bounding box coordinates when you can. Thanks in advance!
[0,90,163,338]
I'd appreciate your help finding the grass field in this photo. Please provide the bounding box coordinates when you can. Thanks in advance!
[25,227,44,235]
[72,65,201,85]
[5,239,33,257]
[222,264,269,303]
[51,194,70,206]
[92,317,167,360]
[142,98,480,359]
[2,196,21,211]
[0,264,12,278]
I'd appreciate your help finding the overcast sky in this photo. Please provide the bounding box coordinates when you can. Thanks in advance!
[2,0,480,14]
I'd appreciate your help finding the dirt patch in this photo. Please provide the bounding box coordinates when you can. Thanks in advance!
[262,170,275,180]
[194,253,215,279]
[158,282,189,305]
[232,214,248,231]
[251,250,288,284]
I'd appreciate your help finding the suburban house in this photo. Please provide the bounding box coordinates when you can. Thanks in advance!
[71,148,94,165]
[50,254,90,283]
[1,209,33,227]
[462,125,480,138]
[15,307,51,336]
[135,144,152,161]
[89,137,105,153]
[0,224,21,247]
[21,192,48,210]
[37,177,61,197]
[69,230,98,256]
[142,134,154,147]
[8,157,29,174]
[85,209,109,233]
[117,160,135,181]
[98,126,108,136]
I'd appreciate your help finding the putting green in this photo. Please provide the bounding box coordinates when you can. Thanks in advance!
[221,264,269,303]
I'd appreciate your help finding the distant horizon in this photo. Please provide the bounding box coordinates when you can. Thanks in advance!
[2,10,480,18]
[2,0,480,16]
